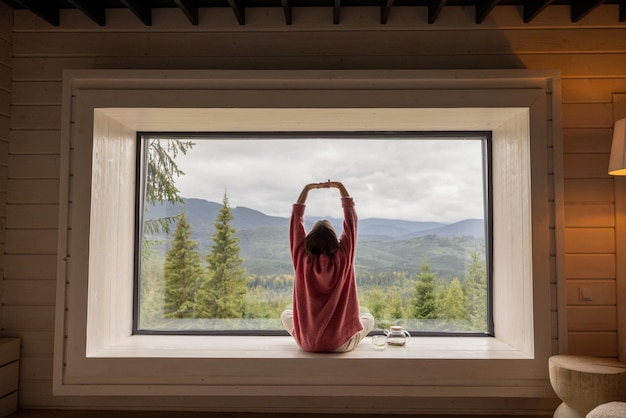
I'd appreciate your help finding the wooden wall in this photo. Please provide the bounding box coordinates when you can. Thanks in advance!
[0,2,11,334]
[0,3,626,411]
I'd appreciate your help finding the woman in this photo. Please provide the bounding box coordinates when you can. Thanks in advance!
[281,181,374,352]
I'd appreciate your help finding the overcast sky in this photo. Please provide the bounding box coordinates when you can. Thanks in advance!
[167,136,485,223]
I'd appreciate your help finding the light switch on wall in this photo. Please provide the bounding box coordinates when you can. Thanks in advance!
[580,287,593,301]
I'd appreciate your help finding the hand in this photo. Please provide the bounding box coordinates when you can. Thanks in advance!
[325,180,350,197]
[297,183,325,203]
[297,181,349,203]
[305,182,327,190]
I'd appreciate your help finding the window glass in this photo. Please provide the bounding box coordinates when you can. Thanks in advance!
[135,133,491,335]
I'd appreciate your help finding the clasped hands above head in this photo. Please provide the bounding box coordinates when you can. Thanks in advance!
[298,180,349,204]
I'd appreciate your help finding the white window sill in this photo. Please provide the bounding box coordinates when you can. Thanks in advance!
[88,335,532,359]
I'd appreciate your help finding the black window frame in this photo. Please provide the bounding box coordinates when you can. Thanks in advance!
[132,131,494,337]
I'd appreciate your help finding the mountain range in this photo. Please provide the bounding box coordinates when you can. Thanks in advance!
[145,198,486,279]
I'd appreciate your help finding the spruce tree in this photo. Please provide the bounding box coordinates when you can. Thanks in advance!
[412,260,438,319]
[439,278,467,320]
[196,192,247,318]
[464,250,488,330]
[163,209,205,319]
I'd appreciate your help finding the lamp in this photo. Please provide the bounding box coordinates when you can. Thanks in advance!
[609,118,626,175]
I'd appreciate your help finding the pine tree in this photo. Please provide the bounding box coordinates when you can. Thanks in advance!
[464,250,488,330]
[439,278,467,320]
[364,286,386,322]
[389,292,405,320]
[142,138,194,258]
[163,209,205,319]
[412,260,439,319]
[196,192,248,318]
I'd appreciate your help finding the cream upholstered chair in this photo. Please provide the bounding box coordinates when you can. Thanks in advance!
[549,355,626,418]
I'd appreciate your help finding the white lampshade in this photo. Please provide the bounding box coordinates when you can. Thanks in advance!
[608,118,626,175]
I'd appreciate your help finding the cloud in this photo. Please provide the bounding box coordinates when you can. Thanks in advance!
[169,136,485,223]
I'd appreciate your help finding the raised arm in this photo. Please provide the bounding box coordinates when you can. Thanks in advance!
[329,181,357,258]
[296,182,327,204]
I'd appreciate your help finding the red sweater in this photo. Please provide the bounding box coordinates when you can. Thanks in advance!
[289,197,363,352]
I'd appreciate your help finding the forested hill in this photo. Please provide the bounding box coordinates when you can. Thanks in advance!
[147,198,484,239]
[146,198,486,279]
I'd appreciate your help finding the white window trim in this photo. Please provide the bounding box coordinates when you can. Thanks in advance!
[54,70,563,410]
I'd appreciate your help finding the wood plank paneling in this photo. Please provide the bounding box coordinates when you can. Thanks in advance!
[562,103,614,128]
[568,332,618,357]
[564,228,615,253]
[0,165,7,194]
[0,4,12,44]
[2,331,53,356]
[8,180,60,204]
[12,29,626,58]
[565,254,615,278]
[9,54,626,82]
[12,82,62,106]
[563,179,614,202]
[563,128,612,153]
[562,79,626,103]
[567,306,617,331]
[564,204,614,227]
[563,153,612,178]
[6,204,59,229]
[5,230,58,254]
[4,255,57,279]
[0,0,12,357]
[0,38,10,67]
[0,89,9,117]
[0,141,9,167]
[19,355,52,381]
[518,54,626,78]
[8,155,60,179]
[10,106,62,130]
[0,111,9,136]
[1,306,55,331]
[1,280,56,305]
[10,131,60,155]
[0,65,10,90]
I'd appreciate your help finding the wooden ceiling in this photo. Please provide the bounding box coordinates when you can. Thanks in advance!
[1,0,625,26]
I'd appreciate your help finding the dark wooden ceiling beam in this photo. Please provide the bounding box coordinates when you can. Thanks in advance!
[428,0,447,23]
[571,0,605,21]
[280,0,293,25]
[381,0,393,24]
[475,0,499,23]
[228,0,246,25]
[120,0,152,26]
[10,0,59,26]
[67,0,105,26]
[523,0,553,22]
[5,0,626,27]
[174,0,199,25]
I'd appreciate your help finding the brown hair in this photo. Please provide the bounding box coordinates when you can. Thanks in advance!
[304,220,339,256]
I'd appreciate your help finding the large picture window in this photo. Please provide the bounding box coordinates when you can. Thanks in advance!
[135,132,492,336]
